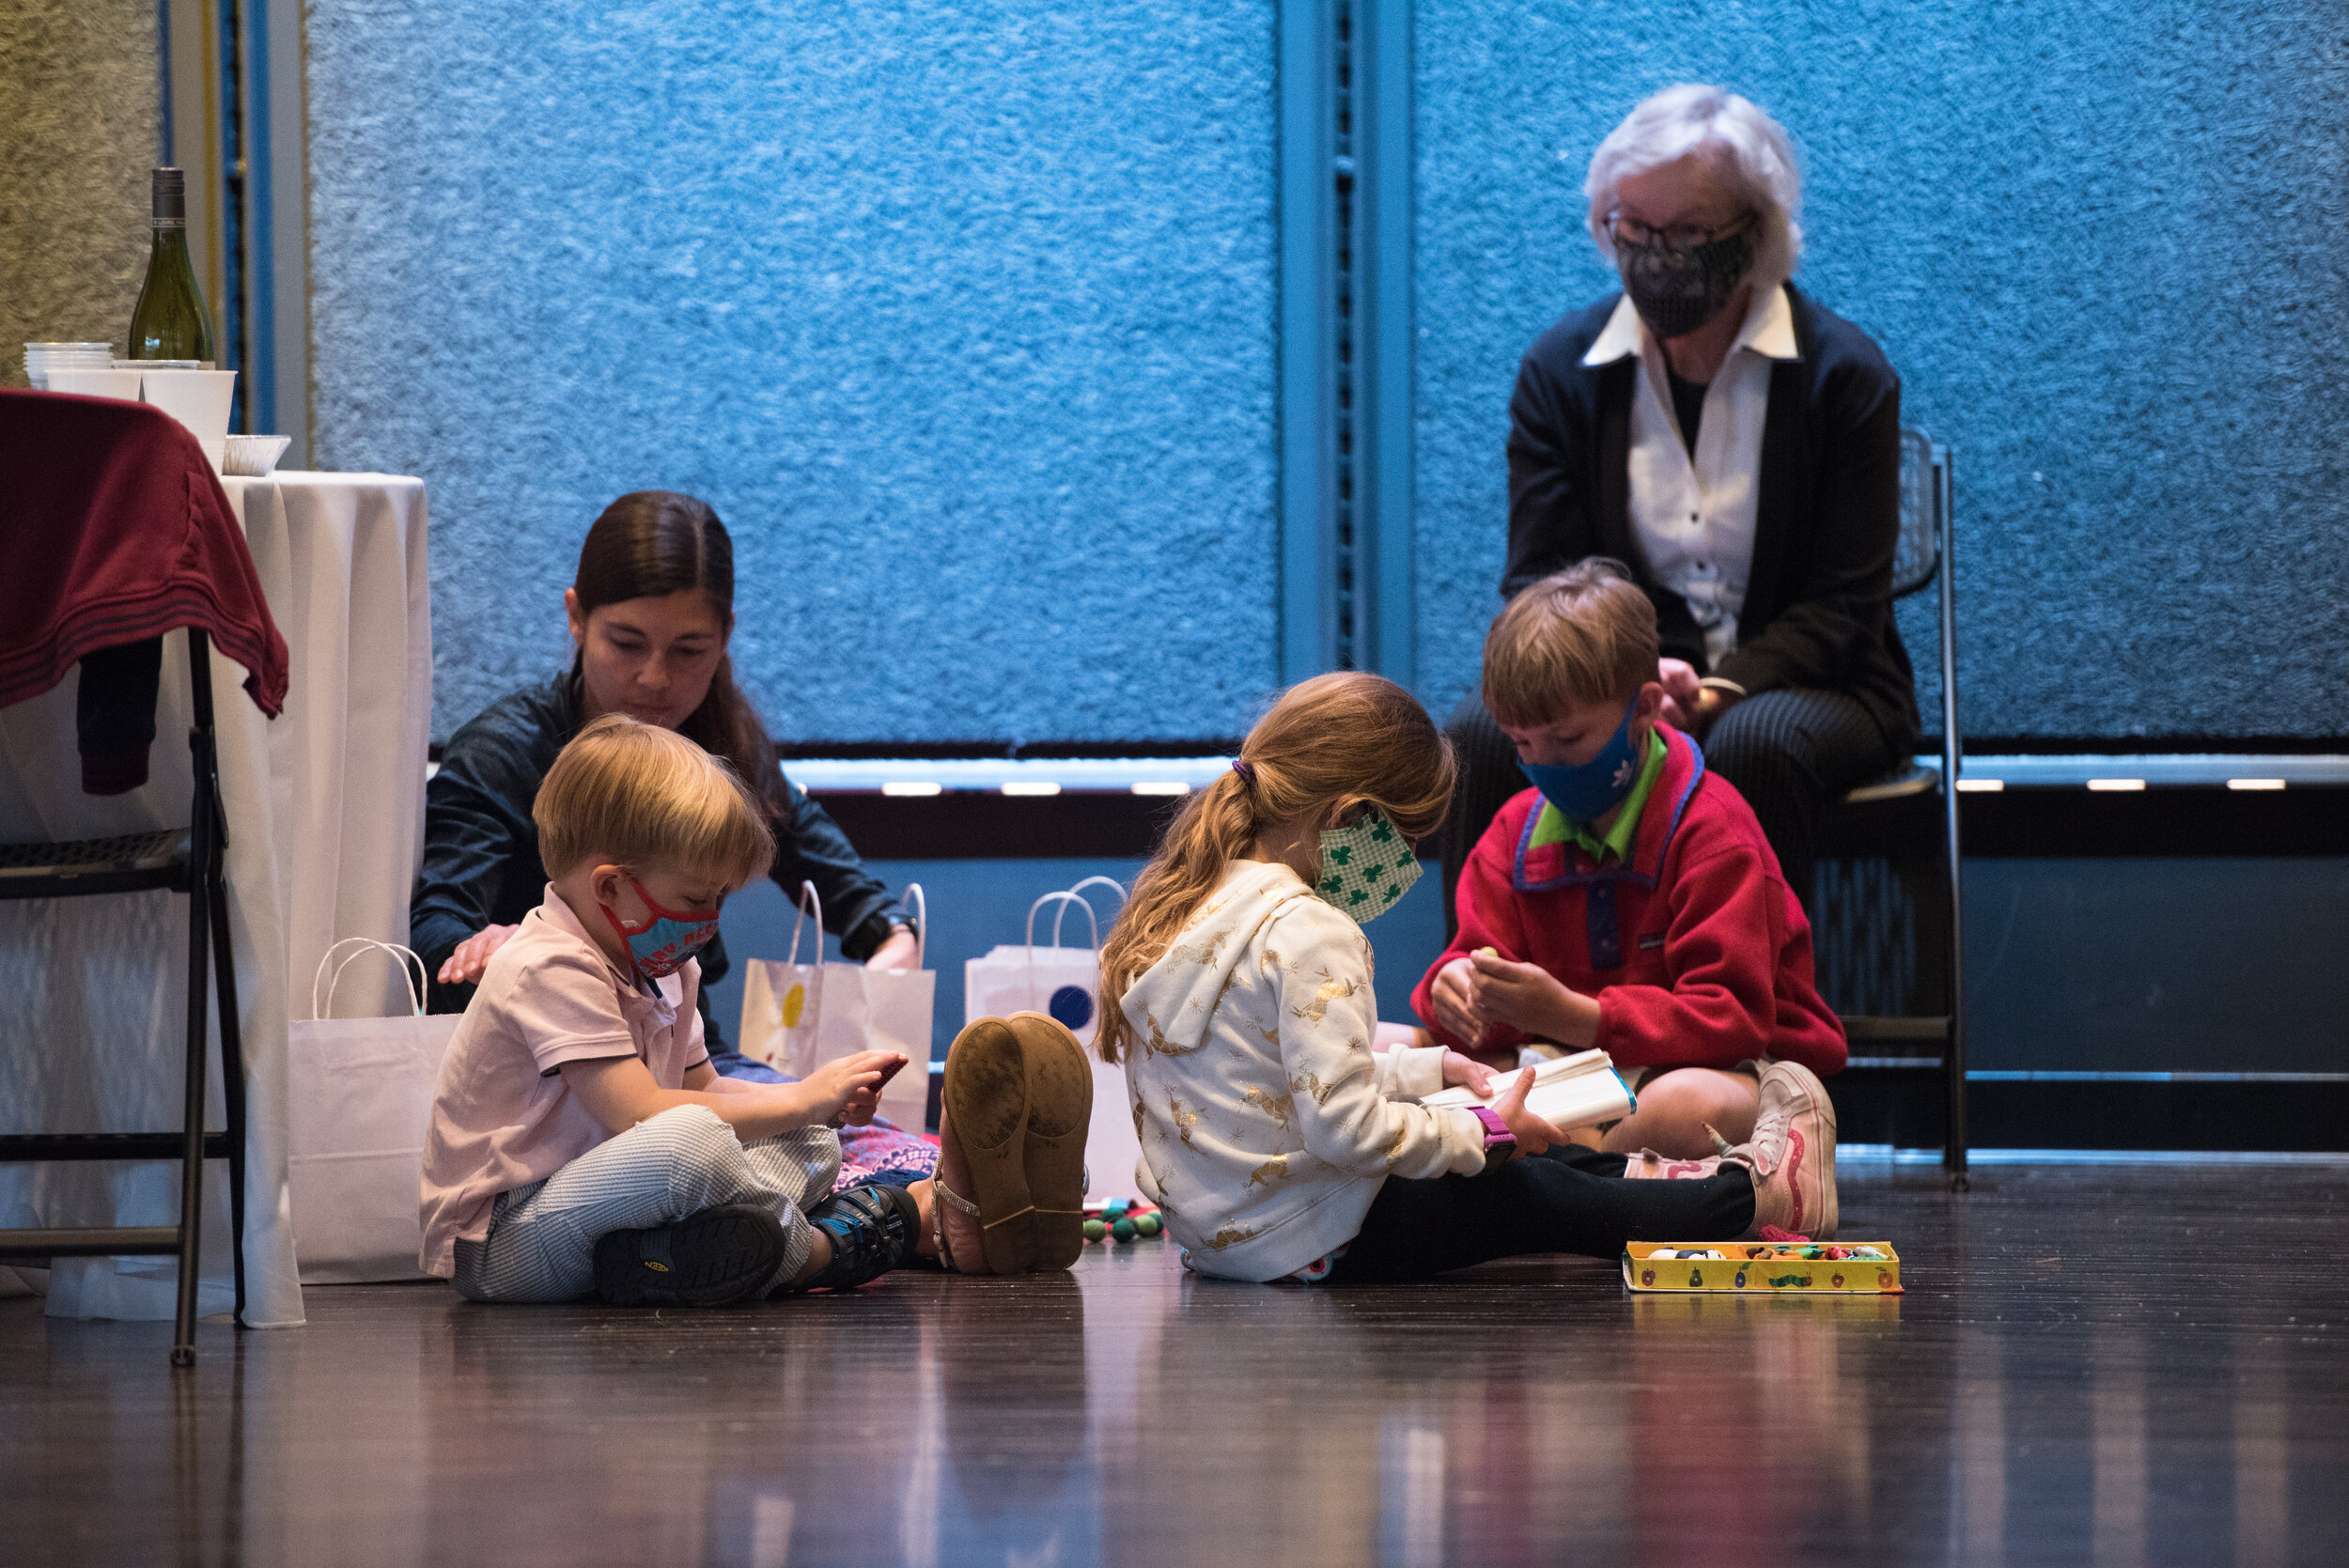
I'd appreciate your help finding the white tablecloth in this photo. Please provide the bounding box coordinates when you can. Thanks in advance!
[0,472,431,1327]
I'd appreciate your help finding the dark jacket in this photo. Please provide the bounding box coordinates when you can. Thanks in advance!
[411,674,903,1042]
[1503,285,1920,751]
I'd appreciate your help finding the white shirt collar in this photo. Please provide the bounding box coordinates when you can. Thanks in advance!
[1582,284,1800,368]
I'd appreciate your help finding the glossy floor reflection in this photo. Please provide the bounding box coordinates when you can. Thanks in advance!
[5,1161,2346,1565]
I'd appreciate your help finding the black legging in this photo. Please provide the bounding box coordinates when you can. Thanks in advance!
[1324,1145,1754,1285]
[1439,688,1895,921]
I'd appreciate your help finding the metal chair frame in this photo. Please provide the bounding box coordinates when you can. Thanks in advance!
[1831,432,1968,1188]
[0,628,249,1362]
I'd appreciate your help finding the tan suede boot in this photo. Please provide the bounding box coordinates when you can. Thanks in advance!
[938,1014,1093,1273]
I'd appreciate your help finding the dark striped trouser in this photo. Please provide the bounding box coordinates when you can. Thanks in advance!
[451,1105,841,1302]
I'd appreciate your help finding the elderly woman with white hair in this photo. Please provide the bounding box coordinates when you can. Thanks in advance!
[1441,85,1919,937]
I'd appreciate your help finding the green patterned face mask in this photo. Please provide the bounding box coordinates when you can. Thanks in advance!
[1314,810,1421,924]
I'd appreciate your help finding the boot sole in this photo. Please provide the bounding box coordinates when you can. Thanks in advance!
[941,1017,1039,1274]
[1003,1012,1094,1271]
[592,1204,786,1308]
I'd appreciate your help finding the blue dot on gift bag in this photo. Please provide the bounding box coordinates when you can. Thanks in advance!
[1049,985,1095,1031]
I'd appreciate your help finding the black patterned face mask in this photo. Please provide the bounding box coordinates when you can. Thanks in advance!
[1615,225,1754,340]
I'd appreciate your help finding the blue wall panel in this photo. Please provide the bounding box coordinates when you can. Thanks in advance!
[305,1,1280,745]
[1411,1,2349,738]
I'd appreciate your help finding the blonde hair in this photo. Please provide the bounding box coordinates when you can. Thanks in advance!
[1095,673,1453,1064]
[534,714,776,886]
[1482,560,1659,727]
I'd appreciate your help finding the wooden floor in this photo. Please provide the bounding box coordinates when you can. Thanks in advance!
[4,1160,2346,1566]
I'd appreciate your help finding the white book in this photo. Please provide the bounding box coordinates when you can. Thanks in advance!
[1419,1048,1636,1131]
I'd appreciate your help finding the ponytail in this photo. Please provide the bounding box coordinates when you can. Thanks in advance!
[1095,672,1454,1063]
[1096,769,1260,1064]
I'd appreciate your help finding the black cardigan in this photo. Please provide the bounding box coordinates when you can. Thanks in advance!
[1502,285,1921,751]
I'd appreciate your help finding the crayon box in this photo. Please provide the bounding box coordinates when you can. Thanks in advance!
[1622,1240,1904,1295]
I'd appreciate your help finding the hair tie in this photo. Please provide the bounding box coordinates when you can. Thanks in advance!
[1232,759,1256,790]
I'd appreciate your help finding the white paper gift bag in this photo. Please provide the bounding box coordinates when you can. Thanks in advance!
[739,881,936,1129]
[962,877,1143,1200]
[285,939,461,1283]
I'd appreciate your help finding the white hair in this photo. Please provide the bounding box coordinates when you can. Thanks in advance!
[1584,85,1804,292]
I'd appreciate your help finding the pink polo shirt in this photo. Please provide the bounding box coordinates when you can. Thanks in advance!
[418,885,710,1278]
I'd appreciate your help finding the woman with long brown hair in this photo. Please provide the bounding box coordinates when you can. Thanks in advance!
[411,491,929,1182]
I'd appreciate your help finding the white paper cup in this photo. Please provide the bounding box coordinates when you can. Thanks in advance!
[45,366,147,400]
[138,367,238,471]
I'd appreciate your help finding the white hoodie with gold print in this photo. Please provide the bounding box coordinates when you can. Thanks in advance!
[1119,858,1487,1281]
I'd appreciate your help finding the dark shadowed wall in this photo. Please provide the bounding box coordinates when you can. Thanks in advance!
[1411,0,2349,740]
[305,1,1278,745]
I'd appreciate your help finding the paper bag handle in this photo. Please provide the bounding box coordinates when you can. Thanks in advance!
[312,938,428,1020]
[1049,875,1128,949]
[1025,890,1101,952]
[901,883,927,968]
[786,879,828,968]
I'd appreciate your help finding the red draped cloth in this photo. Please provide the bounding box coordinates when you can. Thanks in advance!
[0,389,289,791]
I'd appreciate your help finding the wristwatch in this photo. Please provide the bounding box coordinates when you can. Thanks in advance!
[1470,1106,1517,1172]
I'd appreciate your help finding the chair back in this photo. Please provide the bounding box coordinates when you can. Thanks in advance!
[1891,428,1949,599]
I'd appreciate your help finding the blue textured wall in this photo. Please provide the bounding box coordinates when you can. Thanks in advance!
[305,1,1278,745]
[1412,2,2349,738]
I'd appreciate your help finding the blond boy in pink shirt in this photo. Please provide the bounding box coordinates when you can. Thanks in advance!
[420,715,952,1305]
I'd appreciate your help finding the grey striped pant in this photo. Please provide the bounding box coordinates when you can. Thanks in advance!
[452,1105,841,1303]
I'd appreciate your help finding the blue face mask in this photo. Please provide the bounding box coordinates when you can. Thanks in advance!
[1519,698,1644,824]
[599,877,723,982]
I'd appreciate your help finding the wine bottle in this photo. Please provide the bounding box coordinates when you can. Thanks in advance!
[127,167,216,367]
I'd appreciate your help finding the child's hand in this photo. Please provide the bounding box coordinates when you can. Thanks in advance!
[801,1049,905,1127]
[1469,951,1597,1048]
[1439,1049,1497,1097]
[1430,956,1486,1046]
[1493,1060,1572,1157]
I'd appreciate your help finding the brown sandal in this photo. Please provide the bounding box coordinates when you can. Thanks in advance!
[930,1172,983,1274]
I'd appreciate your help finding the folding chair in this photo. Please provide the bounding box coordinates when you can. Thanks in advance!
[0,629,248,1363]
[1824,431,1968,1188]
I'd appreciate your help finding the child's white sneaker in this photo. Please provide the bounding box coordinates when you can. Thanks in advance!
[1719,1060,1837,1240]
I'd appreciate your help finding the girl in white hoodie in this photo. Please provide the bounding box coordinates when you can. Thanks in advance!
[1096,673,1827,1284]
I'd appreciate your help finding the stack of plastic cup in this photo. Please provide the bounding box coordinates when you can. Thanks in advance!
[23,342,114,389]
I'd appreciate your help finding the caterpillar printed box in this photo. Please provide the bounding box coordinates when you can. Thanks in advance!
[1622,1240,1904,1295]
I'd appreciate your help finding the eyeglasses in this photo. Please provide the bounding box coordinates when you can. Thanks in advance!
[1606,212,1753,253]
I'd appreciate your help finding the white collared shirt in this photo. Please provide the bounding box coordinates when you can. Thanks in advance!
[1582,284,1800,674]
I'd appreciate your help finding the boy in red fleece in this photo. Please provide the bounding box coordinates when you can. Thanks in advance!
[1412,561,1845,1163]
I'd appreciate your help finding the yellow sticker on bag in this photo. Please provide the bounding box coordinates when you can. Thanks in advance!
[782,983,805,1029]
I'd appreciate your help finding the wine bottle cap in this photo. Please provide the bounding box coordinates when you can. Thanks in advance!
[152,167,187,228]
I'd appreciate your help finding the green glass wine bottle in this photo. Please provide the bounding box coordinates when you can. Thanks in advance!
[127,167,216,366]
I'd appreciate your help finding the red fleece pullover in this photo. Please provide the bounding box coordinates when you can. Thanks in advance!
[1411,725,1845,1078]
